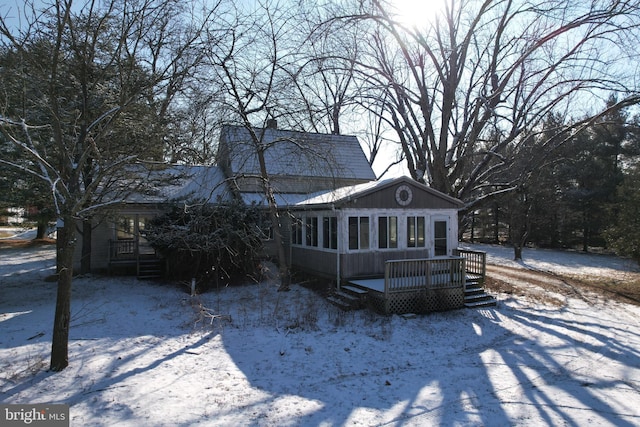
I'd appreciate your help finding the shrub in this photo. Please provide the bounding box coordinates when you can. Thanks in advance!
[144,198,267,289]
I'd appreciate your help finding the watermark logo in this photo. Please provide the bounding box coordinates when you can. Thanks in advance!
[1,404,68,426]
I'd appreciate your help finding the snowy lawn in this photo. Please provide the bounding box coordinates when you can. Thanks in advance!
[1,238,640,426]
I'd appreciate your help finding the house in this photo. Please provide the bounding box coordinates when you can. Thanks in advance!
[217,124,493,313]
[75,123,494,313]
[73,165,233,277]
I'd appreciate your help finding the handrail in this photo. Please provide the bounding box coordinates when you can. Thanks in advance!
[109,239,136,259]
[384,257,466,299]
[455,248,486,282]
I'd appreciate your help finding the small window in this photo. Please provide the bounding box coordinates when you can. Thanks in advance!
[378,216,398,249]
[323,216,338,250]
[434,220,448,256]
[348,216,369,250]
[116,216,135,240]
[259,214,274,240]
[306,216,318,247]
[291,217,303,245]
[408,216,426,248]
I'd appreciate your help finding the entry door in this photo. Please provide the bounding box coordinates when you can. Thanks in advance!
[433,220,448,256]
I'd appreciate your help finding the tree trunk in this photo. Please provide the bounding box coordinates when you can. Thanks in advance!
[80,218,92,274]
[513,243,523,261]
[272,210,291,292]
[50,218,75,372]
[36,221,47,240]
[254,141,291,292]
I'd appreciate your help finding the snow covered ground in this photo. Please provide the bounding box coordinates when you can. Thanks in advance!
[1,232,640,426]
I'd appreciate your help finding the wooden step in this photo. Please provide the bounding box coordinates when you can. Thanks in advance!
[465,298,497,308]
[341,285,368,295]
[327,289,364,311]
[464,286,485,296]
[464,292,497,308]
[137,259,163,280]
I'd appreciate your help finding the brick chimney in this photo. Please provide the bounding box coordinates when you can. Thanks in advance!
[266,118,277,129]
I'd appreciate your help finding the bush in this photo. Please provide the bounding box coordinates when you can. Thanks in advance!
[144,198,267,289]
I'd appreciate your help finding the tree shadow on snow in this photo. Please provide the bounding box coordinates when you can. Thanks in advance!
[219,294,640,426]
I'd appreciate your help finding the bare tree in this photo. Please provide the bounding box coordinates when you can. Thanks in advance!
[341,0,640,203]
[201,1,301,291]
[0,0,218,371]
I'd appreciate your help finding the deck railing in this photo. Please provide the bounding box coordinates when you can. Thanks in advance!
[110,239,136,259]
[455,248,486,284]
[384,257,466,294]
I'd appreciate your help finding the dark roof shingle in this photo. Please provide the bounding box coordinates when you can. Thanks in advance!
[219,125,376,182]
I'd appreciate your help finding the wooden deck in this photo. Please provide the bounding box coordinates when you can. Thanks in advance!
[344,249,489,314]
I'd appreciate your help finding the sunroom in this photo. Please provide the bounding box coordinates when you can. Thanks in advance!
[283,176,489,314]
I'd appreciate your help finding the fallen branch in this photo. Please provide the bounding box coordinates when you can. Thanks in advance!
[192,299,232,327]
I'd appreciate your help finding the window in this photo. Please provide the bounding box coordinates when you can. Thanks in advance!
[378,216,398,249]
[291,217,303,245]
[116,216,135,240]
[434,220,448,256]
[323,216,338,249]
[407,216,426,248]
[306,216,318,247]
[115,215,152,255]
[348,216,369,250]
[259,214,274,240]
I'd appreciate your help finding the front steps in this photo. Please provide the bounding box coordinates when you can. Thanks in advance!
[137,258,163,280]
[464,280,497,308]
[326,285,368,311]
[326,279,497,311]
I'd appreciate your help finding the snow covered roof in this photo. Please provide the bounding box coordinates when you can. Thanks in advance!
[125,165,231,204]
[240,176,464,209]
[219,125,376,182]
[298,176,463,208]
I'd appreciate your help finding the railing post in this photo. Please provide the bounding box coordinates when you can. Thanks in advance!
[384,261,391,314]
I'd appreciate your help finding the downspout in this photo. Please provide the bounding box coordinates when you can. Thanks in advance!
[335,205,340,291]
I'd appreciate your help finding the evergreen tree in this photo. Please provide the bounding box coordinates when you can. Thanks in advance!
[606,164,640,264]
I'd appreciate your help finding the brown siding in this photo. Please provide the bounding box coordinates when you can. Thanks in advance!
[291,247,338,278]
[340,249,430,278]
[340,184,460,210]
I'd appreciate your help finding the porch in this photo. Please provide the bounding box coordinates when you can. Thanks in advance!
[333,249,494,314]
[108,239,163,279]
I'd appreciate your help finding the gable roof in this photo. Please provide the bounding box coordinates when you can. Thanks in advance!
[160,165,230,202]
[294,176,464,209]
[218,125,376,183]
[124,165,231,204]
[240,176,464,210]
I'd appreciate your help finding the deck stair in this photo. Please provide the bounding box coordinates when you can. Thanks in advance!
[137,257,163,280]
[464,276,496,308]
[327,285,368,311]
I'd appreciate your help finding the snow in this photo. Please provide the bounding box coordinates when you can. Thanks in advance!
[1,235,640,426]
[461,242,640,280]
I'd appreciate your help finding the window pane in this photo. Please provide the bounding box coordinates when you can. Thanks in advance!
[349,217,358,249]
[360,217,369,249]
[323,216,337,249]
[292,217,302,245]
[389,216,398,248]
[434,220,447,256]
[330,217,337,249]
[117,217,135,239]
[408,216,416,247]
[417,217,425,247]
[309,217,318,246]
[378,217,388,249]
[306,217,318,246]
[323,217,330,249]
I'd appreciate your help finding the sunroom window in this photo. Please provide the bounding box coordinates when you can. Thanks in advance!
[348,216,369,250]
[378,216,398,249]
[407,216,426,248]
